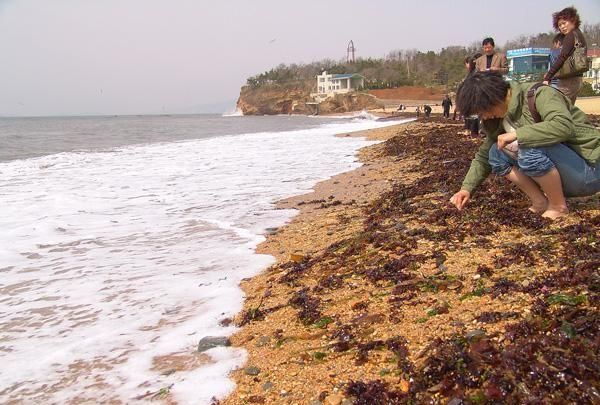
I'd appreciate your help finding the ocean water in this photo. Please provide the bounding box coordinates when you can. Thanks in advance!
[0,113,409,404]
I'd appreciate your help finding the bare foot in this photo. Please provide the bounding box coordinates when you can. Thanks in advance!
[542,206,569,220]
[528,199,548,214]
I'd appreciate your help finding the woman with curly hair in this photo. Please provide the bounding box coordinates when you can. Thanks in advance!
[543,6,588,103]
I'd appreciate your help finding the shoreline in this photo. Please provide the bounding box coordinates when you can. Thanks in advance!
[218,118,599,404]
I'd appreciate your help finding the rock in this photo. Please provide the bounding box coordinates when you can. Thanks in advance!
[245,366,261,376]
[466,329,486,340]
[289,253,305,263]
[262,381,274,391]
[197,336,230,352]
[255,336,271,347]
[325,393,344,405]
[400,378,410,393]
[265,227,278,235]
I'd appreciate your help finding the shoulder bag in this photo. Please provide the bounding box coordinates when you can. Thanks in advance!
[556,32,590,79]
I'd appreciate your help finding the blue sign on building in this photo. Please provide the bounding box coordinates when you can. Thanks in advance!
[507,47,551,58]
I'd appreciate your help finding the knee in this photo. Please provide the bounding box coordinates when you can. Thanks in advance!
[518,148,555,177]
[488,144,514,176]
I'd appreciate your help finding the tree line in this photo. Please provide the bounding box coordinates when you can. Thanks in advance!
[245,23,600,91]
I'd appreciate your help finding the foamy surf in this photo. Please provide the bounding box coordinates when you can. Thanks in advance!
[0,117,403,404]
[221,108,244,117]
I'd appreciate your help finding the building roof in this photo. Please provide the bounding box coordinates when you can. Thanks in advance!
[506,47,550,58]
[588,49,600,58]
[332,73,364,79]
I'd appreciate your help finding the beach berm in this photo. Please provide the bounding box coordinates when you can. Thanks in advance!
[220,117,599,404]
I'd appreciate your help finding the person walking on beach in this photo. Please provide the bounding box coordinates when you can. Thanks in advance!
[543,6,588,103]
[450,72,600,220]
[442,95,452,119]
[475,38,508,74]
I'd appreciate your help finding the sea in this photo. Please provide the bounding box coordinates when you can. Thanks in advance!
[0,112,410,404]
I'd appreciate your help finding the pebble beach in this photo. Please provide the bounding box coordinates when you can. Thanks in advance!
[220,117,600,404]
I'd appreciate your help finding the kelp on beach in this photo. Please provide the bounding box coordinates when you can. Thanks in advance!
[224,118,599,405]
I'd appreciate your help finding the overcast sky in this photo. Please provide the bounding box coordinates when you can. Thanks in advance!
[1,0,599,117]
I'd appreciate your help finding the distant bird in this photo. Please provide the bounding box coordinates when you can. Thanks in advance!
[269,38,277,44]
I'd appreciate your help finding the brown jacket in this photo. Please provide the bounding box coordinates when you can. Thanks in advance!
[544,28,587,81]
[475,52,509,74]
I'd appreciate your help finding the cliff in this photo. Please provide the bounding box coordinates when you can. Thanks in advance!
[236,82,381,115]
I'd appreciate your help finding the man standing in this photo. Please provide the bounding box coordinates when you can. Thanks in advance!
[475,38,509,74]
[441,95,452,119]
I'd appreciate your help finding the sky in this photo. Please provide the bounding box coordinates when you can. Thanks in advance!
[1,0,599,117]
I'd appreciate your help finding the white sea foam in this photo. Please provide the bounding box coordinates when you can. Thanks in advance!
[221,108,244,117]
[0,118,404,404]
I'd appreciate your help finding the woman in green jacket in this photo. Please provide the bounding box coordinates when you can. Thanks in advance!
[450,72,600,219]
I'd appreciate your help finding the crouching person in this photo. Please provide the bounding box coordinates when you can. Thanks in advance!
[450,72,600,219]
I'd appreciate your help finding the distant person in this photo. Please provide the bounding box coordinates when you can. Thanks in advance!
[441,95,452,119]
[416,106,421,118]
[543,6,588,103]
[462,53,482,134]
[451,72,600,220]
[548,34,564,88]
[475,38,508,74]
[424,104,432,118]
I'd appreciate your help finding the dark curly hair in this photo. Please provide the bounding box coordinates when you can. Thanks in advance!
[456,72,510,117]
[552,6,581,30]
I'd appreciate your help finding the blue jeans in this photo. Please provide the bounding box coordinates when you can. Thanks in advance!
[488,143,600,197]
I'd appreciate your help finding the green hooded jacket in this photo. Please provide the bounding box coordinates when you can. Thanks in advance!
[461,81,600,193]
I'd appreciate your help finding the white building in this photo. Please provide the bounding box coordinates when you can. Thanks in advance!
[315,71,365,97]
[584,49,600,91]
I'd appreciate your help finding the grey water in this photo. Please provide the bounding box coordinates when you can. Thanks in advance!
[0,114,344,162]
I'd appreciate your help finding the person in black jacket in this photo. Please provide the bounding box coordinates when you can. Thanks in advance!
[423,104,432,118]
[441,95,452,119]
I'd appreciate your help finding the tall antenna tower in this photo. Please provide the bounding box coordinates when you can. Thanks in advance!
[347,40,356,63]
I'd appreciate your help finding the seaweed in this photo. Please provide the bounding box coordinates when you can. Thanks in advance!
[346,380,407,405]
[279,256,314,285]
[288,288,322,325]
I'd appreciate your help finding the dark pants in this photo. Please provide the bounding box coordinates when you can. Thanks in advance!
[443,108,450,118]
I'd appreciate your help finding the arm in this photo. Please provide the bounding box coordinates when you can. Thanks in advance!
[544,32,576,81]
[451,119,502,209]
[516,87,575,147]
[460,118,502,192]
[460,137,494,193]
